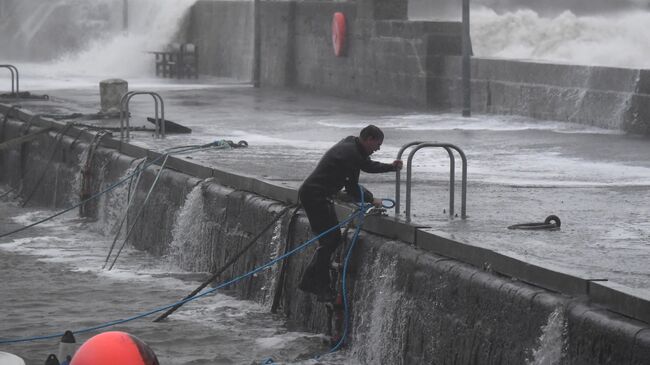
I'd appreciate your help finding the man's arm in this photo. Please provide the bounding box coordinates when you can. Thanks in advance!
[361,158,403,173]
[360,158,402,174]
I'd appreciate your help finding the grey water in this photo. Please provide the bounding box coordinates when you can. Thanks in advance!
[0,190,353,364]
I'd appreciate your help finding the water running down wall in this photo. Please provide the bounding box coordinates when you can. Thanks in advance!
[1,109,648,364]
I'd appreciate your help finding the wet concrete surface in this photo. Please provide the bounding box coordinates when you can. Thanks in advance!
[3,81,650,292]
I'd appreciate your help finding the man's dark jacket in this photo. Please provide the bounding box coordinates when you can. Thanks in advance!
[299,136,394,203]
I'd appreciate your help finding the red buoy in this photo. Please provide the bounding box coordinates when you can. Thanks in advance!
[332,12,346,57]
[70,331,159,365]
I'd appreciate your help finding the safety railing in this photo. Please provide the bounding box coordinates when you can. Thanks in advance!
[119,91,165,140]
[395,142,467,222]
[0,64,19,96]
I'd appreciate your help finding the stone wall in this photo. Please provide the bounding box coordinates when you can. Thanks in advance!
[430,57,650,133]
[190,0,461,107]
[188,0,650,134]
[189,0,254,81]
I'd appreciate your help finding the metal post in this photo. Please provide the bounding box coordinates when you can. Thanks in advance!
[123,0,128,32]
[395,141,425,216]
[461,0,471,117]
[252,0,261,87]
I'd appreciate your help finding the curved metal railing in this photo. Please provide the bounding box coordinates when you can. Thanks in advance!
[0,64,19,96]
[395,142,467,222]
[119,91,165,140]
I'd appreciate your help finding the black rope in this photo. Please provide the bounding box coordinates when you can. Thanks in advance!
[79,131,109,216]
[107,154,171,271]
[153,203,298,322]
[102,159,147,269]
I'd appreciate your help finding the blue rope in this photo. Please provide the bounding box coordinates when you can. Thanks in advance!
[0,208,363,345]
[0,141,226,239]
[264,189,375,365]
[321,187,367,356]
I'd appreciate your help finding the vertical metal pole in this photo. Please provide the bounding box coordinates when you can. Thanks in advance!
[123,0,128,32]
[252,0,261,87]
[462,0,471,117]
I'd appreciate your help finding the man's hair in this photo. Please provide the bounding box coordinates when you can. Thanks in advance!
[359,124,384,141]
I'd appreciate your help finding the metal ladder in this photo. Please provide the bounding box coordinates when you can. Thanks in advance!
[395,141,467,222]
[119,91,165,140]
[0,64,19,96]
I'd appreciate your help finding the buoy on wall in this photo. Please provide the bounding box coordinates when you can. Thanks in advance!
[69,331,159,365]
[332,12,346,57]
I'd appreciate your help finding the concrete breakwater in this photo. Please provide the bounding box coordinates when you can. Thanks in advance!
[188,0,650,135]
[1,105,649,363]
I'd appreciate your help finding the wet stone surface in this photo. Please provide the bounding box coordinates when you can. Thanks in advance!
[2,81,650,293]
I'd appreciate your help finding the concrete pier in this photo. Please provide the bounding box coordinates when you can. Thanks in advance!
[1,105,648,364]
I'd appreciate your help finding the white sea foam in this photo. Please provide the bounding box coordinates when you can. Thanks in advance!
[318,114,623,134]
[471,7,650,69]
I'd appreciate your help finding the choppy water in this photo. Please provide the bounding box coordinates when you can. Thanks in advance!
[0,200,354,364]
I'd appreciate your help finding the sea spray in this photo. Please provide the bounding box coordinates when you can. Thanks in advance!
[0,0,198,76]
[471,8,650,69]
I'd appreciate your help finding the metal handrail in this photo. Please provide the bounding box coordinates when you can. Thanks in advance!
[119,91,165,140]
[395,141,425,215]
[397,142,456,218]
[0,64,19,96]
[402,142,467,222]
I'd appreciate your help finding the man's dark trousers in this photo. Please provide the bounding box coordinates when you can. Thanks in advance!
[298,191,342,296]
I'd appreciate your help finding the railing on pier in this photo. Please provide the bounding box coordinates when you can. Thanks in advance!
[395,142,467,222]
[0,64,19,96]
[119,91,165,140]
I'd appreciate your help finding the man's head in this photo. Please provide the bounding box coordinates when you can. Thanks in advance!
[359,124,384,155]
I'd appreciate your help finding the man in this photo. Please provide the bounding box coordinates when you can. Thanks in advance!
[298,125,402,301]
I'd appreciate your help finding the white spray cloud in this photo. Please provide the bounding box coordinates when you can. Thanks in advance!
[472,7,650,69]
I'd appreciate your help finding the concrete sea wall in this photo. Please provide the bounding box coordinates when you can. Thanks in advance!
[188,0,650,134]
[1,106,649,364]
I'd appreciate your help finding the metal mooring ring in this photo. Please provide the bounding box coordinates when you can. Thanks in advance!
[507,215,561,230]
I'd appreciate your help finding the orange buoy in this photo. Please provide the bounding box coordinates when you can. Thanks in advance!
[332,12,346,57]
[70,331,159,365]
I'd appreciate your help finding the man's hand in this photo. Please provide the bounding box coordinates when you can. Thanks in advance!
[372,198,383,208]
[392,160,403,171]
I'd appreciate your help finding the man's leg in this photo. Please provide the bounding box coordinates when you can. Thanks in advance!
[299,196,341,301]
